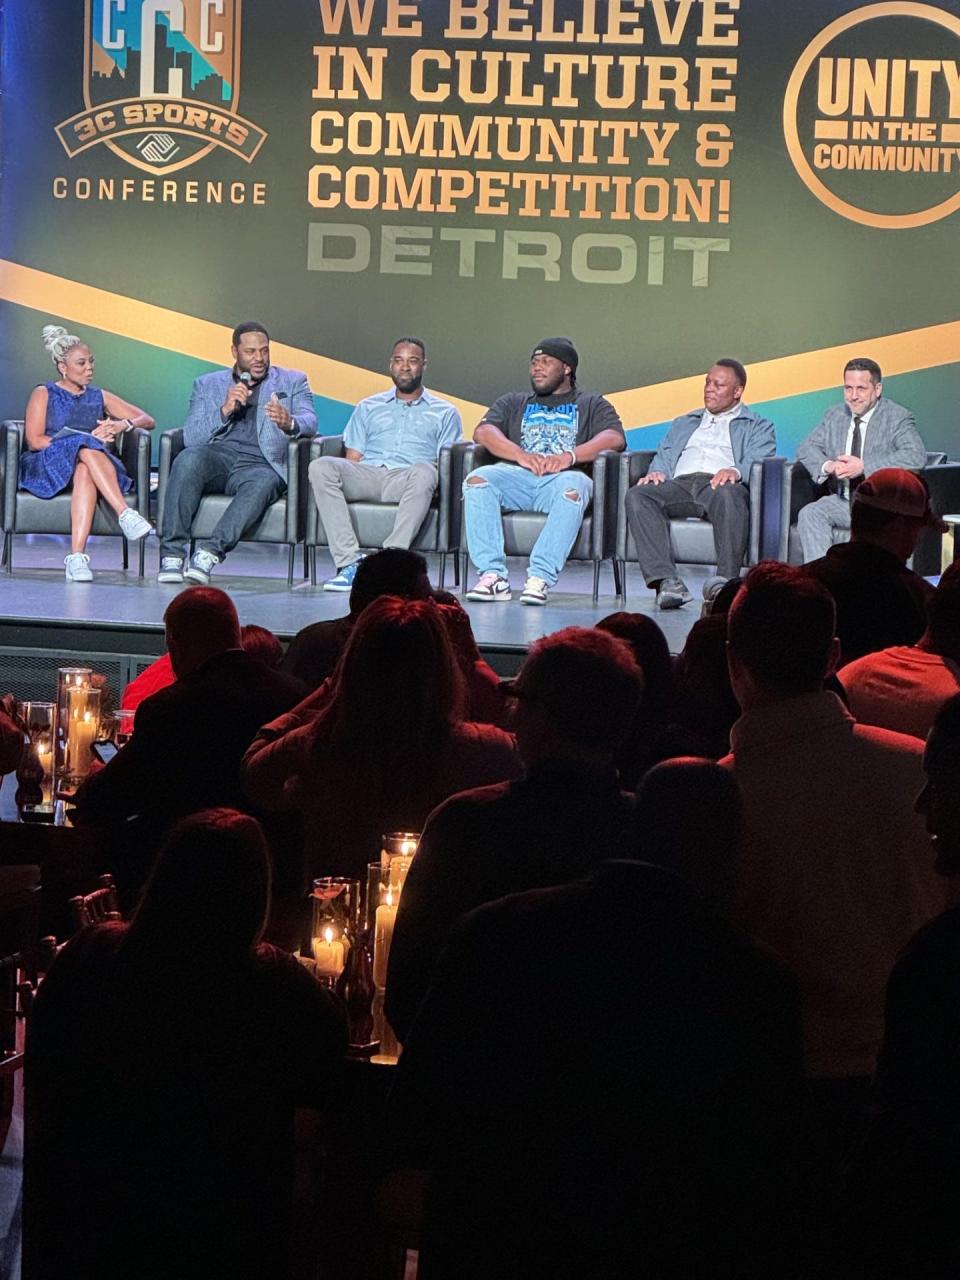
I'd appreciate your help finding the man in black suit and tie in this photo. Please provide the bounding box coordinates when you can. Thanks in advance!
[795,357,926,561]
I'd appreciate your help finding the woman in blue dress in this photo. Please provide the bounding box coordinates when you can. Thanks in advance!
[21,324,156,581]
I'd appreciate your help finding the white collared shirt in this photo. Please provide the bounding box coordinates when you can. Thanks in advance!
[819,400,880,491]
[675,402,742,478]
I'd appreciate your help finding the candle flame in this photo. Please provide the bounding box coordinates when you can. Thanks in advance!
[323,926,334,944]
[385,888,394,907]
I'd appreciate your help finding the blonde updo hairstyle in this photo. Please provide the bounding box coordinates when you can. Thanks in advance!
[42,324,84,370]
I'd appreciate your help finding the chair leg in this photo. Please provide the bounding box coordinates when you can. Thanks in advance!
[121,538,129,571]
[3,534,11,574]
[592,561,600,603]
[613,559,623,597]
[138,539,145,579]
[438,552,446,590]
[287,545,295,587]
[460,552,468,596]
[453,554,460,588]
[619,560,627,601]
[303,544,309,579]
[310,547,318,587]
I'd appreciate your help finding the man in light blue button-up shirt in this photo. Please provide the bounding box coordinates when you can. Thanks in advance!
[309,338,462,591]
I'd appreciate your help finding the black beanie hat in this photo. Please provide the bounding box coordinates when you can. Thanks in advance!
[531,337,579,372]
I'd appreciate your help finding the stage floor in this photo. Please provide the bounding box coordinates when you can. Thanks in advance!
[0,533,711,669]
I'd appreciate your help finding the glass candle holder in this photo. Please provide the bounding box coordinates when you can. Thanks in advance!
[380,831,419,894]
[55,667,92,783]
[62,686,101,787]
[311,877,360,986]
[19,701,56,806]
[113,708,136,748]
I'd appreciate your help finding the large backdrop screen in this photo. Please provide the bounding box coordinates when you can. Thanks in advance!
[1,0,958,455]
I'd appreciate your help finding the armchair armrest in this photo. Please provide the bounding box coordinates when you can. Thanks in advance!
[615,451,657,558]
[304,435,346,542]
[1,422,24,531]
[587,449,623,559]
[117,428,152,519]
[435,444,455,553]
[286,436,314,543]
[449,441,477,550]
[156,429,185,532]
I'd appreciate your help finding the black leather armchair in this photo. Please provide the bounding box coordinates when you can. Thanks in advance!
[304,435,459,587]
[615,449,767,597]
[455,443,622,602]
[156,429,310,585]
[766,451,950,566]
[0,419,152,576]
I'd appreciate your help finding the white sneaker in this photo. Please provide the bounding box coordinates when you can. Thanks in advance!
[157,556,184,584]
[118,507,153,541]
[64,552,93,582]
[520,575,549,605]
[466,572,512,602]
[183,548,219,585]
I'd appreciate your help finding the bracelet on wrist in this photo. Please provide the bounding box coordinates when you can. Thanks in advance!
[567,449,578,468]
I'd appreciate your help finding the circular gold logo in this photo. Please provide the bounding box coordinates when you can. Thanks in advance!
[783,3,960,229]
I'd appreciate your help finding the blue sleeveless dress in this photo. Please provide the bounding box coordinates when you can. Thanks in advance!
[19,383,132,498]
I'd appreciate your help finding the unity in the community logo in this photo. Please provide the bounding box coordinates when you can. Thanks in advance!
[783,2,960,230]
[55,0,267,176]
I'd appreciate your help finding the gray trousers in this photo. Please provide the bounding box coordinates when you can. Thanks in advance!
[308,456,438,568]
[797,494,851,562]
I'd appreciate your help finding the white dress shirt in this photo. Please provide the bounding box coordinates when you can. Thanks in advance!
[675,402,742,478]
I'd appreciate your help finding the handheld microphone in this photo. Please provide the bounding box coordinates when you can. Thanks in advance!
[239,372,252,388]
[227,370,253,421]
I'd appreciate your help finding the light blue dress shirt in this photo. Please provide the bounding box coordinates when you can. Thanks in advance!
[343,388,462,468]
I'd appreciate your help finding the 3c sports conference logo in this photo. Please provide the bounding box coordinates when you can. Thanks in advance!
[55,0,267,176]
[783,2,960,230]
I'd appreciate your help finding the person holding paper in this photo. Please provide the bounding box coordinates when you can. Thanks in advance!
[20,324,155,581]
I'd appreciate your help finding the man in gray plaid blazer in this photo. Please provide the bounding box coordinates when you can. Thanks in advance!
[796,357,925,561]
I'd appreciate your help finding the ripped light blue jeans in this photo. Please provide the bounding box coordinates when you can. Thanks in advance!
[462,463,592,585]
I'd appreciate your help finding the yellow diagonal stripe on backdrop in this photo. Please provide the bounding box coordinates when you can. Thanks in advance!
[0,259,488,421]
[607,319,960,426]
[1,260,957,428]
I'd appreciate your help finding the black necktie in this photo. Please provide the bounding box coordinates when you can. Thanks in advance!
[850,415,863,458]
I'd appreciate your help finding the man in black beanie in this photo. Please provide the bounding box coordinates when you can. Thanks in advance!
[463,337,625,605]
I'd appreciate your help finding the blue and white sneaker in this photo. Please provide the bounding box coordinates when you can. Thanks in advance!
[183,548,219,586]
[323,558,363,592]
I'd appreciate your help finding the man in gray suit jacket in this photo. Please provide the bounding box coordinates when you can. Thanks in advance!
[624,358,776,609]
[796,357,925,562]
[158,321,316,583]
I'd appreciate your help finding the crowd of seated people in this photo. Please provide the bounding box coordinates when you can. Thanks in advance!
[10,512,960,1278]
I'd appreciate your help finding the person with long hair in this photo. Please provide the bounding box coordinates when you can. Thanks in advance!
[21,324,155,580]
[242,596,520,879]
[25,808,345,1279]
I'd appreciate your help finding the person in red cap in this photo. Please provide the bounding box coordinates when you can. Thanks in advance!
[802,466,945,667]
[463,338,625,605]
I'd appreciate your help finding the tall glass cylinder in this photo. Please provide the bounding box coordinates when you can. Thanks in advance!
[310,877,360,987]
[19,700,56,807]
[55,667,92,784]
[62,684,101,787]
[367,834,419,1062]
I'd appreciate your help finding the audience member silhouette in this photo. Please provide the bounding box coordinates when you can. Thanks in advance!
[25,808,346,1280]
[839,559,960,739]
[387,758,802,1280]
[802,467,941,667]
[280,547,433,686]
[845,693,960,1279]
[73,588,307,895]
[242,596,519,881]
[385,626,643,1043]
[722,561,946,1274]
[594,612,681,786]
[120,622,286,711]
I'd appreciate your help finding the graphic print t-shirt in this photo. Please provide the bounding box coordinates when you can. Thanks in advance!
[481,390,624,465]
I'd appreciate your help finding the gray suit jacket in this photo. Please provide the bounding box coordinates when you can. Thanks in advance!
[182,365,317,480]
[796,398,924,482]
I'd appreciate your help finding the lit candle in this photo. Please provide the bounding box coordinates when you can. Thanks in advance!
[313,925,345,978]
[67,705,98,777]
[373,887,398,989]
[36,735,54,778]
